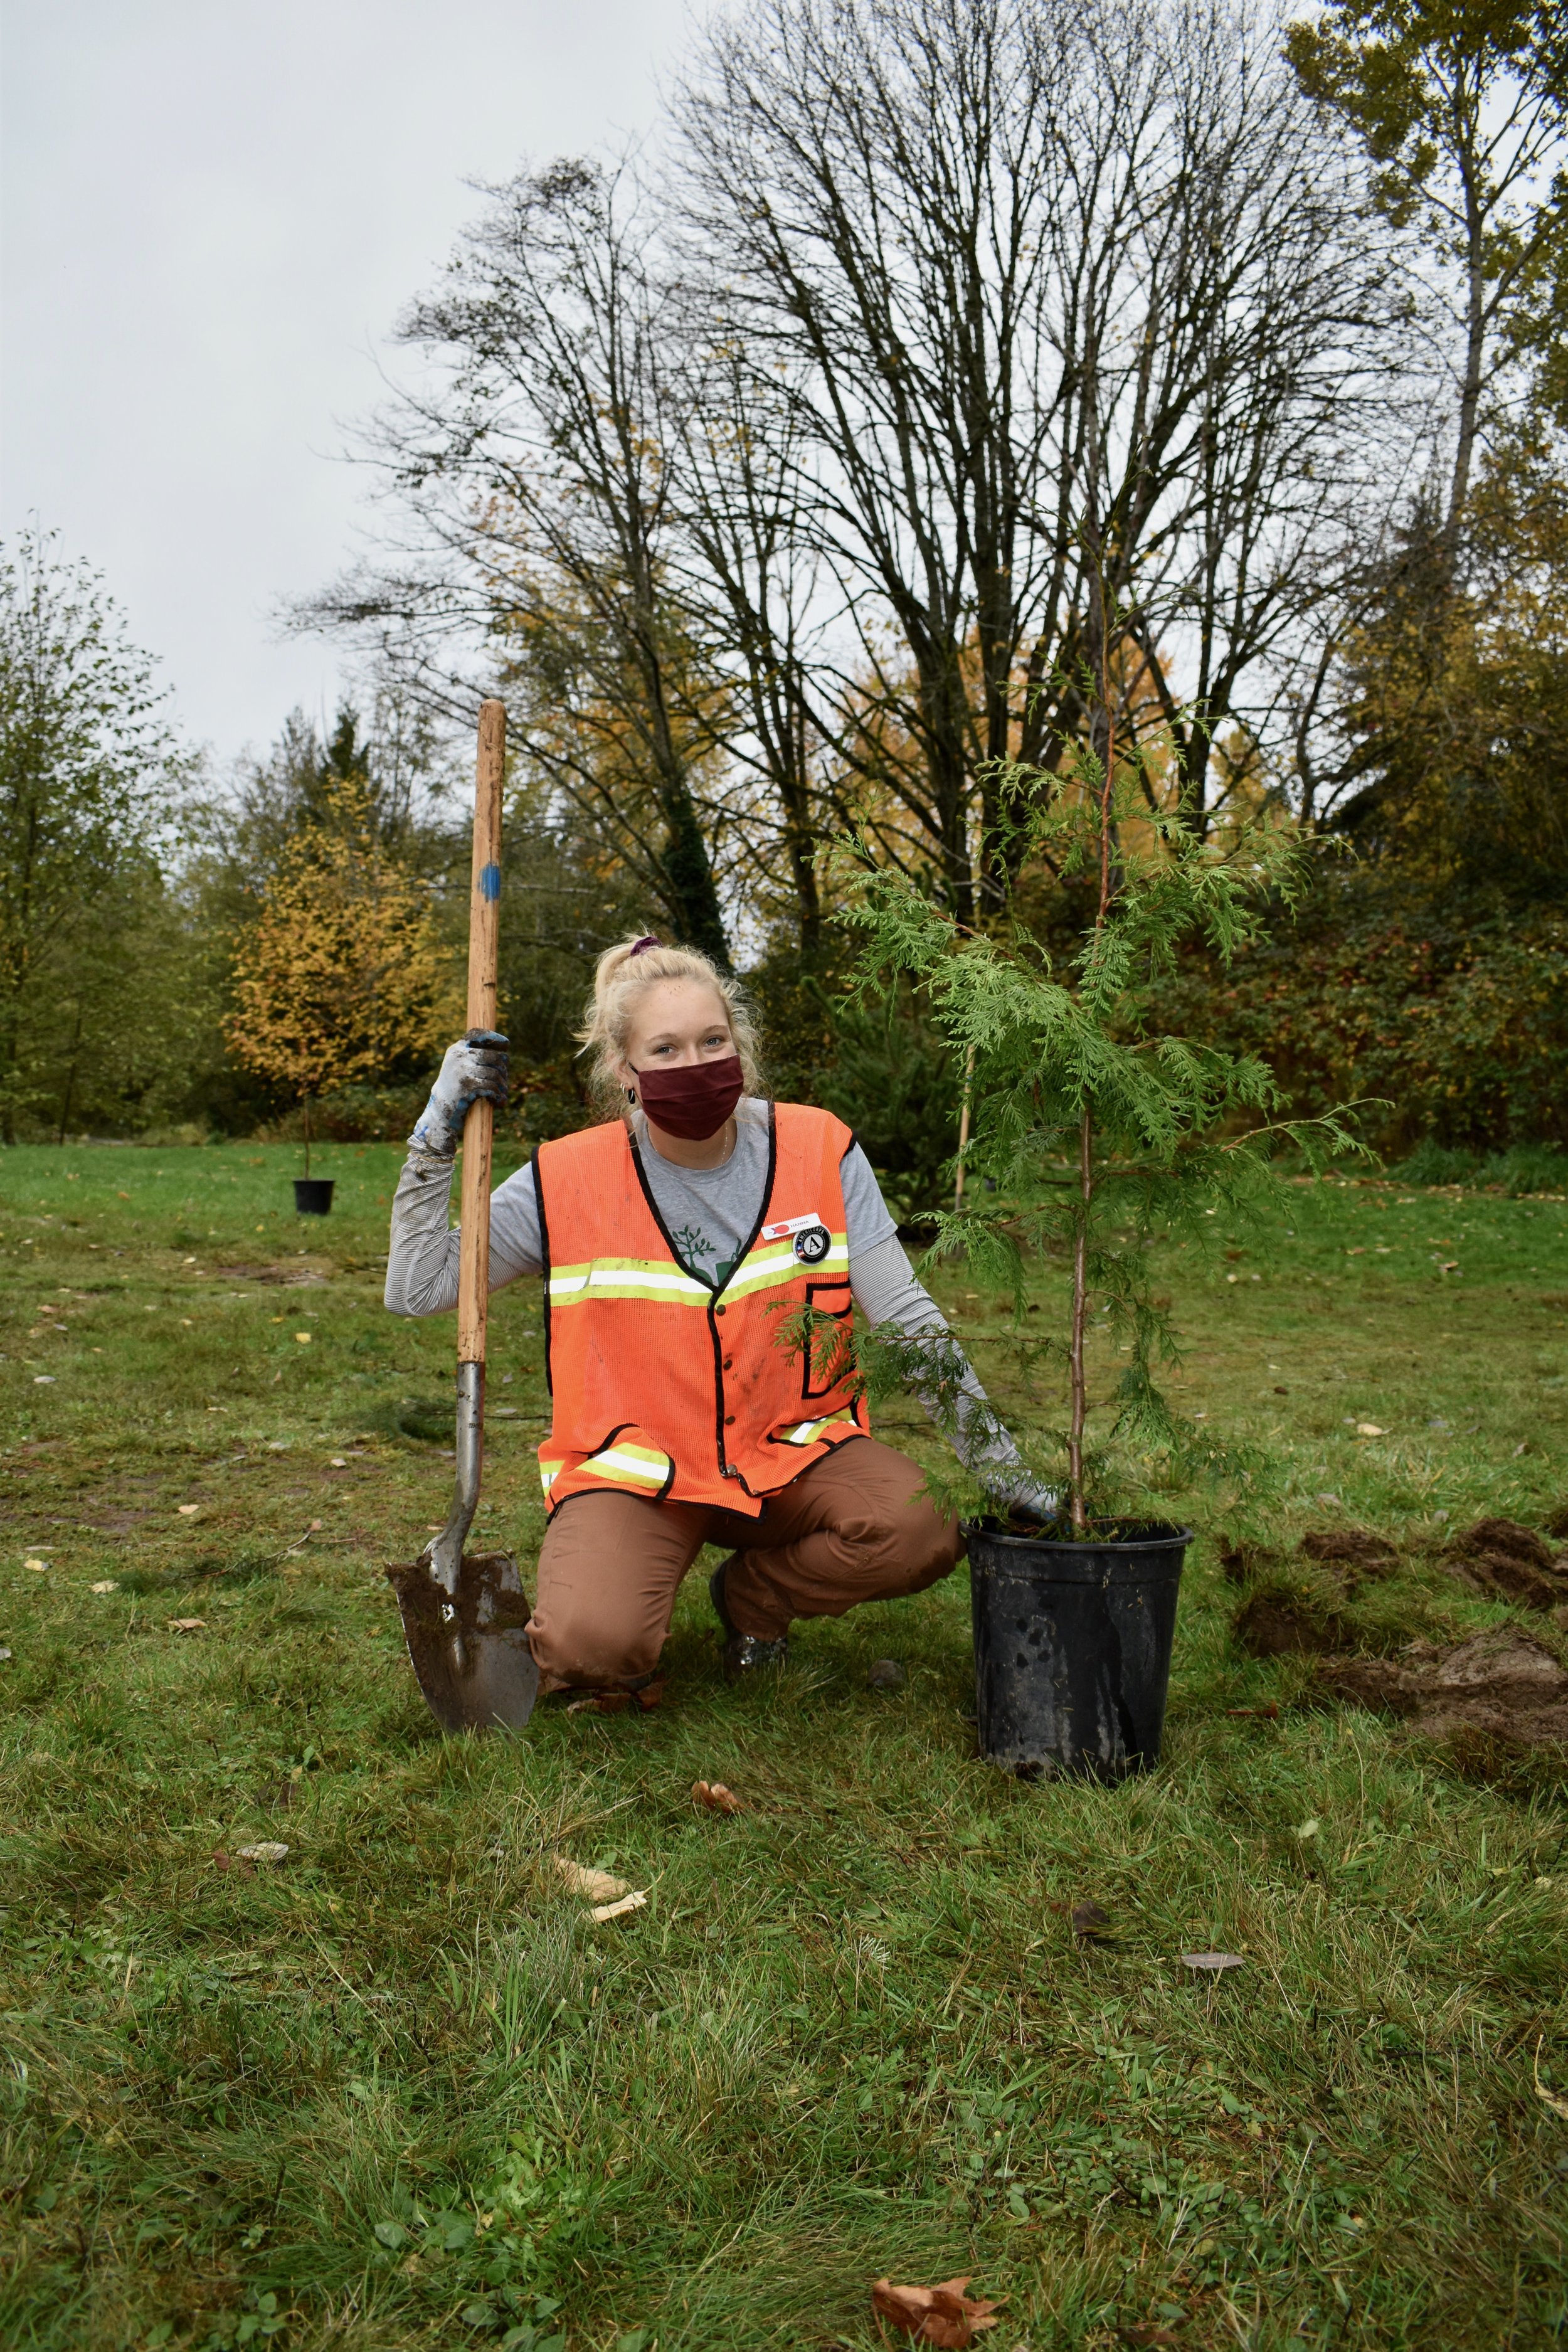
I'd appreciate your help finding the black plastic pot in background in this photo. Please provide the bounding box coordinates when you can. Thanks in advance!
[965,1518,1191,1779]
[293,1179,335,1216]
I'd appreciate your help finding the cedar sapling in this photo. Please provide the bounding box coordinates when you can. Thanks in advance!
[815,629,1370,1533]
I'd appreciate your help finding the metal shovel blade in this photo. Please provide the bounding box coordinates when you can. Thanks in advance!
[386,1364,538,1734]
[386,1544,538,1733]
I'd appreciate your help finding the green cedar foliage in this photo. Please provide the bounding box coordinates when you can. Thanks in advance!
[835,709,1369,1530]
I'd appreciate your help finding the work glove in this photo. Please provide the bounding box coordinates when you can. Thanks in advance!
[408,1030,509,1159]
[985,1470,1062,1528]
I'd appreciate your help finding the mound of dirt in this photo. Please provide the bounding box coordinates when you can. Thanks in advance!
[1319,1629,1568,1748]
[1234,1586,1357,1658]
[1544,1504,1568,1541]
[1300,1527,1399,1581]
[1444,1517,1568,1611]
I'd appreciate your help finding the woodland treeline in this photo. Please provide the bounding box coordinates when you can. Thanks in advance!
[3,0,1566,1194]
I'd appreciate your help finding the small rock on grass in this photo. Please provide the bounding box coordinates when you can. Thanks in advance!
[868,1657,906,1690]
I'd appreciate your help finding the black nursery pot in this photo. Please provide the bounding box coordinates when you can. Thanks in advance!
[965,1517,1192,1780]
[292,1179,335,1216]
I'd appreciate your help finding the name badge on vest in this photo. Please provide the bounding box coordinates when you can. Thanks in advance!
[761,1209,833,1265]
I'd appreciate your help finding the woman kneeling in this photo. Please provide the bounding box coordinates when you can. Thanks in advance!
[384,936,1047,1693]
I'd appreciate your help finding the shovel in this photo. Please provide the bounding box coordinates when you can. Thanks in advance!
[386,697,539,1734]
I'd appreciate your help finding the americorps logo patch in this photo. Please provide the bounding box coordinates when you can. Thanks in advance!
[759,1210,834,1264]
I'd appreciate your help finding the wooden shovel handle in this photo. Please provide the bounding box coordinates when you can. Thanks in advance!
[457,699,505,1367]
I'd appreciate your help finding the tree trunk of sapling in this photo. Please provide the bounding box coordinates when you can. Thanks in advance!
[1067,1101,1093,1532]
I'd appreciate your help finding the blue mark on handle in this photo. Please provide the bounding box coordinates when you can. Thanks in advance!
[480,862,501,901]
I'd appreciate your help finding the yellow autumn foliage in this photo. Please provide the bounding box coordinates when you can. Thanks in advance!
[225,781,454,1114]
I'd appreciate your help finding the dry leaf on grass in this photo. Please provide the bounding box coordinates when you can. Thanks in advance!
[91,1580,118,1594]
[590,1890,648,1924]
[1071,1900,1112,1939]
[564,1678,667,1715]
[692,1780,743,1814]
[1534,2040,1568,2124]
[871,2274,1002,2346]
[235,1842,289,1864]
[554,1858,629,1903]
[1182,1951,1245,1973]
[213,1849,254,1877]
[167,1619,206,1633]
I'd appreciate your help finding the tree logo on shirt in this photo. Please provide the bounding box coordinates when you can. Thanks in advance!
[793,1224,832,1265]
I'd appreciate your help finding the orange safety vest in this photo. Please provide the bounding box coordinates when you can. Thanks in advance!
[532,1102,869,1513]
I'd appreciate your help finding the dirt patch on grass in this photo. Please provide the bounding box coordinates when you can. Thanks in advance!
[1221,1525,1400,1597]
[1300,1527,1399,1581]
[1318,1629,1568,1749]
[1234,1586,1357,1657]
[214,1263,327,1287]
[1442,1517,1568,1611]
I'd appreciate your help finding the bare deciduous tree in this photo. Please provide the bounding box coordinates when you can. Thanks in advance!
[674,0,1412,903]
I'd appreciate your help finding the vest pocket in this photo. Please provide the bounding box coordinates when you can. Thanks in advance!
[559,1425,675,1502]
[799,1279,856,1400]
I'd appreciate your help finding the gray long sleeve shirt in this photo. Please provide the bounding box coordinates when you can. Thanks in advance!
[384,1099,1024,1481]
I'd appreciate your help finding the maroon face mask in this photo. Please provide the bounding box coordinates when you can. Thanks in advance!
[635,1052,744,1141]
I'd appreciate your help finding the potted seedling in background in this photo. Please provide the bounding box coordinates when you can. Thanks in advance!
[226,776,450,1216]
[837,674,1364,1779]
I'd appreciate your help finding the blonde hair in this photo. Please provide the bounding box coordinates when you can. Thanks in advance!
[578,935,761,1118]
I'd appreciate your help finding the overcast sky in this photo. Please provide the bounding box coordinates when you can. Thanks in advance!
[1,0,692,766]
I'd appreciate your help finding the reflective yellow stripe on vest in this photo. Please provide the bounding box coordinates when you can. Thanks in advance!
[724,1234,849,1301]
[539,1440,670,1498]
[781,1410,859,1445]
[549,1256,712,1308]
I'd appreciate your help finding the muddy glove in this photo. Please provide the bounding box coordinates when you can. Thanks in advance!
[408,1030,509,1159]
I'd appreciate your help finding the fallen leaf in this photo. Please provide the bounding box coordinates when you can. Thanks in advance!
[24,1557,47,1572]
[329,1456,347,1467]
[177,1503,202,1517]
[554,1857,630,1904]
[213,1848,255,1877]
[91,1579,118,1594]
[1181,1952,1245,1973]
[295,1331,312,1343]
[692,1780,744,1814]
[1355,1423,1387,1438]
[1294,1818,1322,1840]
[590,1890,649,1924]
[1225,1703,1279,1720]
[1535,2040,1568,2124]
[871,2274,1002,2347]
[235,1841,289,1864]
[0,1647,13,1663]
[167,1618,206,1633]
[1071,1900,1112,1939]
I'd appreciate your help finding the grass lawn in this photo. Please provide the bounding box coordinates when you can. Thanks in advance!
[2,1140,1567,2351]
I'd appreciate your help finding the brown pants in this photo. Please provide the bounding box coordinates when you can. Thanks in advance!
[527,1436,963,1690]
